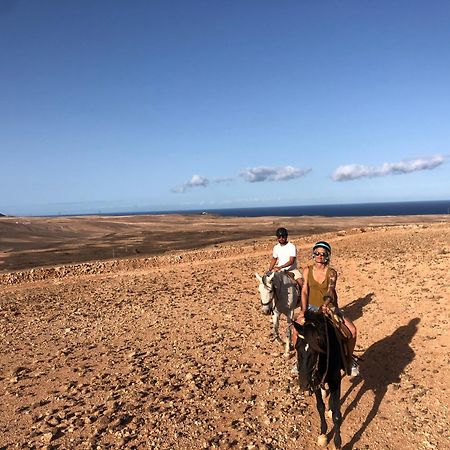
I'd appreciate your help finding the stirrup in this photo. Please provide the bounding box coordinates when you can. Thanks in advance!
[350,357,360,377]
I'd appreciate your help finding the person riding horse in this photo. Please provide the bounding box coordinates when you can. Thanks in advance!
[268,227,303,293]
[298,241,359,377]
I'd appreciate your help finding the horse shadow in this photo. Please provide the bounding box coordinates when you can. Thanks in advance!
[341,317,420,450]
[341,292,375,322]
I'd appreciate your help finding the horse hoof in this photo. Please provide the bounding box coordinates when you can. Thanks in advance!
[317,434,327,447]
[321,388,329,401]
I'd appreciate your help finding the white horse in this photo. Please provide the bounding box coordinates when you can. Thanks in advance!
[255,271,298,357]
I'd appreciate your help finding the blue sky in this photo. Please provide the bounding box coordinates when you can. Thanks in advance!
[1,0,449,216]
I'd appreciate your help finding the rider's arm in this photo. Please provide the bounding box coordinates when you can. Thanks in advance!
[268,256,278,271]
[300,267,310,316]
[275,256,295,271]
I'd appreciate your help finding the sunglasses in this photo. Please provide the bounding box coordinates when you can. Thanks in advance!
[313,251,328,257]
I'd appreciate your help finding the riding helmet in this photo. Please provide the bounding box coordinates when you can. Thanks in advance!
[313,241,332,253]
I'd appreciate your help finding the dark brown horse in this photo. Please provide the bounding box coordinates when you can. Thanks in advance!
[293,312,347,449]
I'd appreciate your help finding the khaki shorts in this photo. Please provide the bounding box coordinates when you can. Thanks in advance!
[290,269,303,281]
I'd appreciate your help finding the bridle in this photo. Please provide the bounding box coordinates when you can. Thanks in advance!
[260,274,282,310]
[260,280,274,307]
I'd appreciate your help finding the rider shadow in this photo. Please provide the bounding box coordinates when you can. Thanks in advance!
[341,292,375,322]
[341,317,420,450]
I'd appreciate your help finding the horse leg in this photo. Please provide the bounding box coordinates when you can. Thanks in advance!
[283,316,293,358]
[272,309,281,342]
[329,383,342,449]
[321,387,333,418]
[315,390,328,447]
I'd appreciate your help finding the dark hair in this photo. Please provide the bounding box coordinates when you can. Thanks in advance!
[276,227,288,237]
[313,241,331,253]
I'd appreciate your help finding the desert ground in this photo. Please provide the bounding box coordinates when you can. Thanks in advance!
[0,214,449,449]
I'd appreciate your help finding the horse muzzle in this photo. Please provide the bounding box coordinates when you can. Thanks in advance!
[297,376,311,391]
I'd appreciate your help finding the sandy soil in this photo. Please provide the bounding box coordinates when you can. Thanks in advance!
[0,215,449,449]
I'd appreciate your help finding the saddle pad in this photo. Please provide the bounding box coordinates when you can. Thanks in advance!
[324,307,353,341]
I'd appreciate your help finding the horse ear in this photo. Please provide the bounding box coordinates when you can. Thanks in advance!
[255,273,263,283]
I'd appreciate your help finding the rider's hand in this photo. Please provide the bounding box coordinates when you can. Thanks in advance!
[296,311,305,325]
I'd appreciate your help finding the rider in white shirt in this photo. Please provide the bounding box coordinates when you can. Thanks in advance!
[268,227,303,289]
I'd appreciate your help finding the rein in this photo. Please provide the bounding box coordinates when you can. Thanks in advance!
[260,283,274,307]
[320,317,330,388]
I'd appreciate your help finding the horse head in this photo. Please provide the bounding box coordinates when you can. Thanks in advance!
[293,314,327,392]
[255,272,275,315]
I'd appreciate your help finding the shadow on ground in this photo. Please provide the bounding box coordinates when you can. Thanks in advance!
[341,317,420,449]
[342,293,375,322]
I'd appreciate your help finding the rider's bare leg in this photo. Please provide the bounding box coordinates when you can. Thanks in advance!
[343,316,357,356]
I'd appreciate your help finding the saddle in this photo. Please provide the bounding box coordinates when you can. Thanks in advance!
[323,306,352,340]
[323,306,353,375]
[280,271,302,308]
[291,307,353,376]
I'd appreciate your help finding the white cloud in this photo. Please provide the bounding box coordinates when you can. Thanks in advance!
[240,165,311,183]
[331,155,445,181]
[172,175,209,193]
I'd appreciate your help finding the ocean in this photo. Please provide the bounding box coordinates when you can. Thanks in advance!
[132,200,450,218]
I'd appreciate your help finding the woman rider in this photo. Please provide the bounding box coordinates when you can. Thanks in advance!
[298,241,359,376]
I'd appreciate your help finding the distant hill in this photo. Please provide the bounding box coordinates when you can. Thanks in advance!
[0,213,4,217]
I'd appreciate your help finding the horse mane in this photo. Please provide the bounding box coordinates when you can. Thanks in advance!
[302,313,327,354]
[264,271,296,288]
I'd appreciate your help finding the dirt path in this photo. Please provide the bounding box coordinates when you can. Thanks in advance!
[1,222,449,449]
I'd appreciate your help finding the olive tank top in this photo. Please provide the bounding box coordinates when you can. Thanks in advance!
[307,265,331,308]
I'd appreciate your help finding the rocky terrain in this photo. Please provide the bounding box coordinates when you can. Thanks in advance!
[0,217,449,449]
